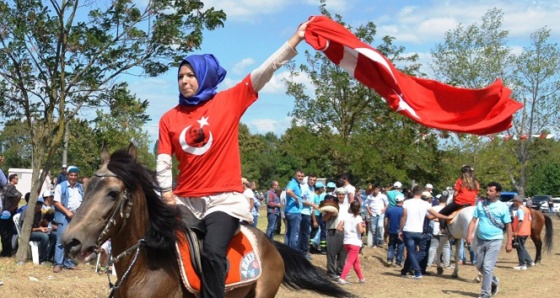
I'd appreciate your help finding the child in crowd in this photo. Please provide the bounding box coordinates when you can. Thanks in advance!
[337,200,366,284]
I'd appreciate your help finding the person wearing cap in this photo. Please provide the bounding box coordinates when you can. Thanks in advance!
[385,193,405,267]
[56,164,68,185]
[21,197,57,264]
[511,196,534,270]
[41,191,56,213]
[310,182,327,253]
[387,181,403,207]
[53,165,84,273]
[326,182,336,195]
[264,180,281,240]
[323,188,349,279]
[399,186,449,279]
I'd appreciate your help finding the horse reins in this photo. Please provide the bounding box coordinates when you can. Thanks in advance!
[93,172,145,298]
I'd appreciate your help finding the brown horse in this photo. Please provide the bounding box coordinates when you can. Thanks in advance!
[529,208,553,264]
[62,145,352,298]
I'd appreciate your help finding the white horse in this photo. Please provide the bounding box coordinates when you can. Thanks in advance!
[435,206,480,279]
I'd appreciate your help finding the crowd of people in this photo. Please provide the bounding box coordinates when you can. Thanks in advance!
[0,163,86,274]
[240,165,535,298]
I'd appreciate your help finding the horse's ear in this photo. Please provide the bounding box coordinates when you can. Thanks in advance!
[101,143,110,164]
[128,142,137,161]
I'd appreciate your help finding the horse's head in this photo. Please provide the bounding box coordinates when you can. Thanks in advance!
[63,144,181,266]
[63,144,145,261]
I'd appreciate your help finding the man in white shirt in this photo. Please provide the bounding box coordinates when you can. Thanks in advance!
[399,186,448,279]
[365,183,388,247]
[340,174,356,205]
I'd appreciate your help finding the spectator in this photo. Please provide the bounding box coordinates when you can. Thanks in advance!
[365,183,388,247]
[299,174,317,259]
[21,197,57,264]
[323,188,348,279]
[310,182,327,254]
[285,170,304,250]
[56,165,68,185]
[427,193,451,269]
[0,173,23,257]
[250,182,260,228]
[326,182,336,195]
[264,181,281,240]
[337,200,366,284]
[242,178,255,221]
[53,166,84,273]
[387,181,403,207]
[340,174,356,204]
[512,195,534,270]
[399,186,448,279]
[466,182,513,297]
[16,192,32,214]
[385,193,405,267]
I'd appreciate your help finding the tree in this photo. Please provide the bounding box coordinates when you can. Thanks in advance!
[430,8,511,88]
[509,27,560,195]
[92,82,155,168]
[0,0,226,263]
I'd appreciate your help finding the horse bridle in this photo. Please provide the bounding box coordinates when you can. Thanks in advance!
[93,172,145,298]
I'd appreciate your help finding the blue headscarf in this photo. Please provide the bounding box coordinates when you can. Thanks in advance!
[178,54,227,106]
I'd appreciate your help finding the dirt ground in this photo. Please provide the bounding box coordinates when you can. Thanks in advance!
[1,215,559,298]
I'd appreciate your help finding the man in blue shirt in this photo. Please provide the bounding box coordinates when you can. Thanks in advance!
[285,170,304,250]
[385,193,405,266]
[467,182,512,298]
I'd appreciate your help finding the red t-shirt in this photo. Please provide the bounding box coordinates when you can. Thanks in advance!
[158,75,257,197]
[453,178,479,206]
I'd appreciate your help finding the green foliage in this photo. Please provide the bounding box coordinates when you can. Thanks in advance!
[0,0,225,263]
[526,163,560,196]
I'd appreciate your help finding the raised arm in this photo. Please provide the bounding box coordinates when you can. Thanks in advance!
[250,19,312,92]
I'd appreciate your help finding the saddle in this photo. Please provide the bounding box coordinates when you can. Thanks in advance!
[175,207,262,294]
[446,209,463,225]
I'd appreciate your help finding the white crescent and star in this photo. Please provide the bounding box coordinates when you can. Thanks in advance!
[179,116,213,155]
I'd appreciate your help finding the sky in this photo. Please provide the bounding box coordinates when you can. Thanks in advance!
[125,0,560,145]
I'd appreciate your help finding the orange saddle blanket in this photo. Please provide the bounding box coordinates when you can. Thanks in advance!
[176,225,262,294]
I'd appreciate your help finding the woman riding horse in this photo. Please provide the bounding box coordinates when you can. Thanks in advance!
[62,145,351,298]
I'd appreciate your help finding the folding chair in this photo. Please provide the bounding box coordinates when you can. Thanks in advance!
[12,213,41,265]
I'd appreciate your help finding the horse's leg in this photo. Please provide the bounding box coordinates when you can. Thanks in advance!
[531,232,543,264]
[253,233,284,298]
[452,239,460,278]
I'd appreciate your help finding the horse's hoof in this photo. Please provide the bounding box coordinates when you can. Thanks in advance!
[437,267,443,275]
[451,273,458,278]
[474,276,481,283]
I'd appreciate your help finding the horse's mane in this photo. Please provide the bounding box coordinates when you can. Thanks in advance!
[106,149,183,269]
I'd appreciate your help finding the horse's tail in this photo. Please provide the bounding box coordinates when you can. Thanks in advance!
[272,241,354,298]
[544,214,554,252]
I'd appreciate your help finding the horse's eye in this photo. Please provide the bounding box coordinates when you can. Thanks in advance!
[108,190,120,199]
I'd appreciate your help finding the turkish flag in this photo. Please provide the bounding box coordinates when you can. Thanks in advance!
[304,16,524,135]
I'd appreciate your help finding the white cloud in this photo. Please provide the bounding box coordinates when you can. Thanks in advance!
[260,70,315,98]
[245,117,292,134]
[375,1,560,46]
[304,0,355,14]
[202,0,293,20]
[232,58,255,75]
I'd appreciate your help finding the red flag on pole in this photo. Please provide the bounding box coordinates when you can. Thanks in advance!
[304,16,523,135]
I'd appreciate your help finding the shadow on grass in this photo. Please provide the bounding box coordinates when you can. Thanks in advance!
[441,289,479,297]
